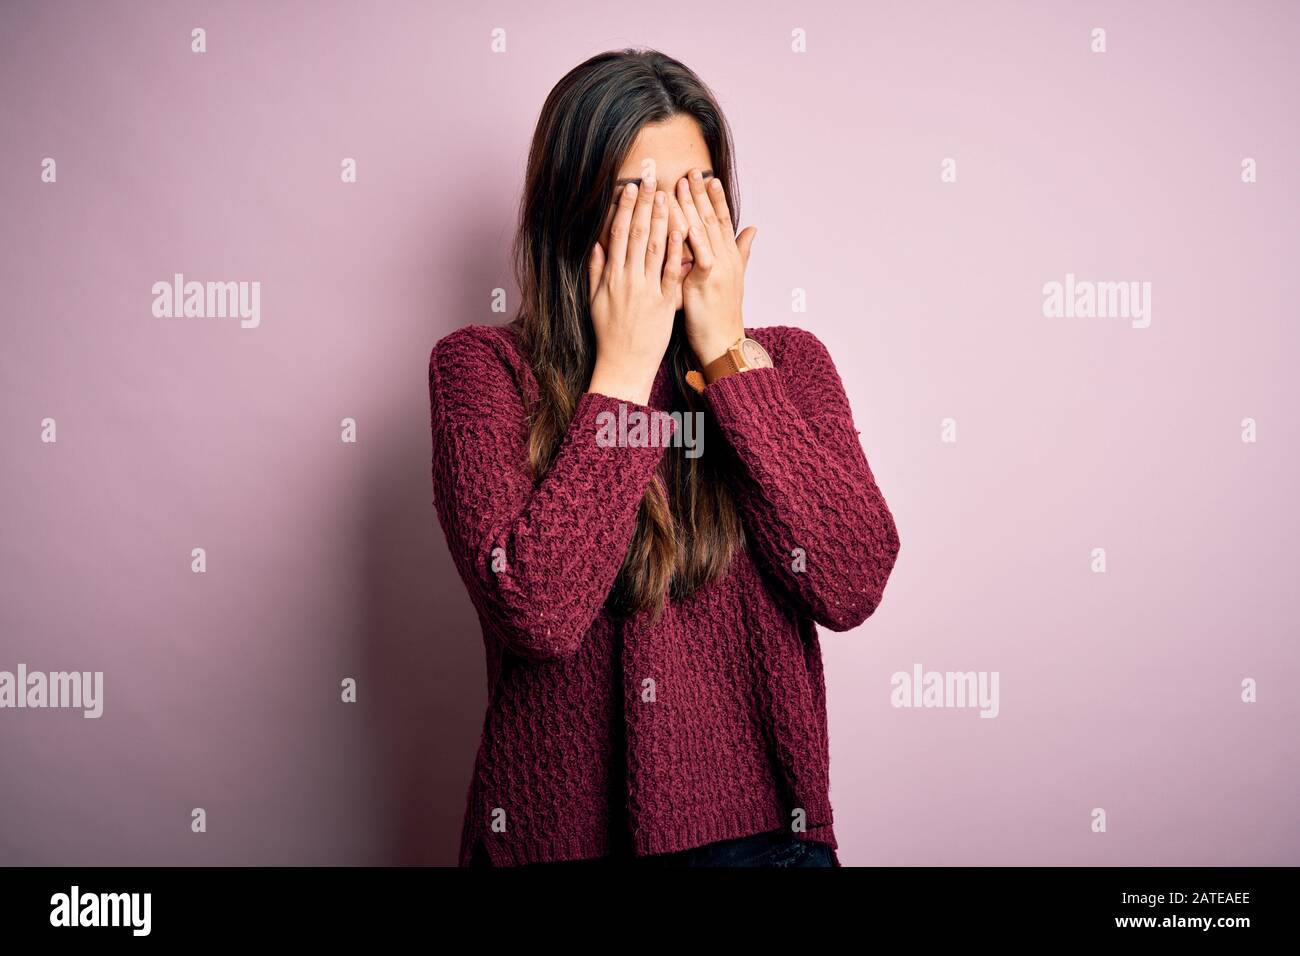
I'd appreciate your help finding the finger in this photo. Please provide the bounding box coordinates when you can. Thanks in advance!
[665,188,690,239]
[735,225,757,268]
[608,181,638,276]
[587,240,605,303]
[705,176,738,248]
[626,174,656,273]
[688,168,727,254]
[660,228,685,297]
[646,189,669,279]
[676,175,715,270]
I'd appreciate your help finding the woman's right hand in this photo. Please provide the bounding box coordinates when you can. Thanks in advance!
[587,176,684,405]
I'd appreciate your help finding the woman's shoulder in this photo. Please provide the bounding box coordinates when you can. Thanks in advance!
[428,322,533,419]
[428,321,525,372]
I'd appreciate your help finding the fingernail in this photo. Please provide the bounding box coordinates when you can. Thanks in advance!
[625,182,637,196]
[691,169,702,181]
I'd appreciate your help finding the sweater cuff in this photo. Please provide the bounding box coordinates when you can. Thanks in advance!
[701,366,794,425]
[570,390,677,474]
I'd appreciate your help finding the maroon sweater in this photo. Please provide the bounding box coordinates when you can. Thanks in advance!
[427,322,900,867]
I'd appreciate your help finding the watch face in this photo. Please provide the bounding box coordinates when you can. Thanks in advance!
[740,337,773,369]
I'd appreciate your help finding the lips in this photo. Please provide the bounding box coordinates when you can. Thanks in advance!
[680,259,695,274]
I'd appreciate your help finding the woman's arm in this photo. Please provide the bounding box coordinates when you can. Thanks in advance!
[703,326,901,631]
[428,326,670,662]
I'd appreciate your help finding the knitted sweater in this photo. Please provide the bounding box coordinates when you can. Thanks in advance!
[427,322,901,867]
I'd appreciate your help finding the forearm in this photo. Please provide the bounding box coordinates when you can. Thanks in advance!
[472,393,666,656]
[705,364,900,630]
[431,341,668,661]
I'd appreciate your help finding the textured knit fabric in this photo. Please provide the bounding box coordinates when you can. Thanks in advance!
[427,322,901,867]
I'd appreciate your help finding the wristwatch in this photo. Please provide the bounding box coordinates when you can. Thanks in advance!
[685,336,773,394]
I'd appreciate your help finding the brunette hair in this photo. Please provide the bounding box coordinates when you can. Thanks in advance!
[509,48,745,619]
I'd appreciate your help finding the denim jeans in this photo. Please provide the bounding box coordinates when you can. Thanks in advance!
[471,828,835,868]
[638,828,835,867]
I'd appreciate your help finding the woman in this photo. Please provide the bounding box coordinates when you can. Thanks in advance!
[428,48,901,868]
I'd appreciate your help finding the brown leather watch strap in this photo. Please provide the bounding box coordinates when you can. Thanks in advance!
[702,348,740,384]
[685,341,746,394]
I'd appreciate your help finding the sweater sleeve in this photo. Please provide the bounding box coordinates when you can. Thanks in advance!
[702,327,901,631]
[428,326,672,662]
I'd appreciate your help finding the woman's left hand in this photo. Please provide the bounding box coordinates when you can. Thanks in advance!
[676,169,758,367]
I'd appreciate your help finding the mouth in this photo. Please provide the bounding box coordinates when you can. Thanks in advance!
[680,259,695,275]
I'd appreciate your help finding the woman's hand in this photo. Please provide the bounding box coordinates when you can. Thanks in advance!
[676,169,758,367]
[587,176,685,405]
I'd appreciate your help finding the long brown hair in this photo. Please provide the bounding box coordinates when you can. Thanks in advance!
[509,48,745,619]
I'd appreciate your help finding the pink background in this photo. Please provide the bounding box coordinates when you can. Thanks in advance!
[1,0,1296,865]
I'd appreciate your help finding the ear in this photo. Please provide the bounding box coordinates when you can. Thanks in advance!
[736,226,758,268]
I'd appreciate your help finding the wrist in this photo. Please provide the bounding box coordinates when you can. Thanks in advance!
[588,362,653,406]
[690,329,744,368]
[684,330,774,394]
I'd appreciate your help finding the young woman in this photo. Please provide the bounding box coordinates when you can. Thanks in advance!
[428,49,901,868]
